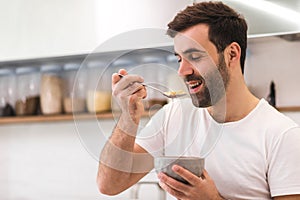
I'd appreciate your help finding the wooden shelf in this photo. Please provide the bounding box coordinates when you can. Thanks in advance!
[1,106,299,124]
[0,110,158,124]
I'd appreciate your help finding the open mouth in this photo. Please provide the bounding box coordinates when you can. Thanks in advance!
[186,80,203,94]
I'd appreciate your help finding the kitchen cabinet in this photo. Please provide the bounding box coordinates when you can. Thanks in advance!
[0,0,192,62]
[0,0,98,61]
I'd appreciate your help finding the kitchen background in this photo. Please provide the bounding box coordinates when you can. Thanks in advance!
[0,0,300,200]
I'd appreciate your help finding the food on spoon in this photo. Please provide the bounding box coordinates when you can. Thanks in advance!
[164,90,186,97]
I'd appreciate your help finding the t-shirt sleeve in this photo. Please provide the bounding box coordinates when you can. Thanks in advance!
[268,126,300,197]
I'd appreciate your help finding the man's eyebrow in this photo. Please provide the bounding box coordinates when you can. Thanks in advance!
[182,48,206,54]
[174,48,206,57]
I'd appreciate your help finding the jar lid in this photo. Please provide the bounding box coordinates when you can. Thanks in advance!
[16,66,37,74]
[142,55,166,64]
[87,60,107,69]
[111,59,135,67]
[0,68,14,76]
[166,54,178,63]
[41,63,62,72]
[63,62,80,71]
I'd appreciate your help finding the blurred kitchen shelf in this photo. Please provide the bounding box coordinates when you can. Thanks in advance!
[0,109,158,124]
[0,113,111,124]
[276,106,300,112]
[1,106,299,124]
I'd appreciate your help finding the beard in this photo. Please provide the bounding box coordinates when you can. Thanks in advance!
[186,53,230,108]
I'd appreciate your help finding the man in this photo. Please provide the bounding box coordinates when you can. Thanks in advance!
[97,1,300,199]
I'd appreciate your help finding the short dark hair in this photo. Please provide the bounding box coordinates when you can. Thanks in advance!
[167,1,248,73]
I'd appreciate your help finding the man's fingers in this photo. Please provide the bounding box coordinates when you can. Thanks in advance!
[159,181,186,199]
[114,74,144,90]
[113,74,145,97]
[112,69,128,85]
[135,86,147,99]
[118,69,128,76]
[172,165,202,185]
[158,172,190,193]
[112,73,121,85]
[201,169,210,180]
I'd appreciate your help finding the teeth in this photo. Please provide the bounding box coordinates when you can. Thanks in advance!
[188,80,202,89]
[190,82,200,87]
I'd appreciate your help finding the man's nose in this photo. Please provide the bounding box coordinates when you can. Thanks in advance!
[177,58,194,77]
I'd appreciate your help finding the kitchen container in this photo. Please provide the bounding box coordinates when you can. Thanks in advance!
[86,60,112,113]
[40,63,63,115]
[0,68,16,116]
[15,66,40,116]
[63,62,87,113]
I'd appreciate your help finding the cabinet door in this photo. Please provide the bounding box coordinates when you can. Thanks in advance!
[94,0,192,51]
[0,0,98,61]
[0,0,192,61]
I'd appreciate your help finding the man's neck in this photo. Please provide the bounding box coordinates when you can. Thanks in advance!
[207,82,259,123]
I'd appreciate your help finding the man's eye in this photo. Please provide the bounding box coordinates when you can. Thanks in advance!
[189,53,202,61]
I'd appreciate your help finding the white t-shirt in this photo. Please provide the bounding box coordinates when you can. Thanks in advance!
[136,98,300,200]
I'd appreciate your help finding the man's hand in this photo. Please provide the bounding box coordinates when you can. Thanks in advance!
[112,69,147,134]
[112,69,146,116]
[158,165,223,200]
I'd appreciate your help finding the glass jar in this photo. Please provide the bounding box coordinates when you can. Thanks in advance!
[40,64,63,115]
[15,66,40,116]
[112,59,134,73]
[63,62,87,113]
[0,68,16,116]
[86,60,112,113]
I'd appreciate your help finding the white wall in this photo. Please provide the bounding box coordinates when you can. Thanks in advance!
[245,36,300,107]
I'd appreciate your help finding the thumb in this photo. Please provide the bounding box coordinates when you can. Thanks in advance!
[201,169,211,180]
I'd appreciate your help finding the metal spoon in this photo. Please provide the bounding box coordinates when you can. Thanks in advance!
[118,74,186,98]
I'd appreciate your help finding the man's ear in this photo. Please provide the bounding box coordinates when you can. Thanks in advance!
[229,47,237,59]
[227,42,241,63]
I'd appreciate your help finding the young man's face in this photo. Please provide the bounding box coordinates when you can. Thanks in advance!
[174,24,229,107]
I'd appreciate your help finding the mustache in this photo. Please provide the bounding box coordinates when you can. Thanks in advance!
[184,74,204,82]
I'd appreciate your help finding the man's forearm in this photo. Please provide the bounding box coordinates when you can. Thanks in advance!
[100,125,137,172]
[97,114,140,194]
